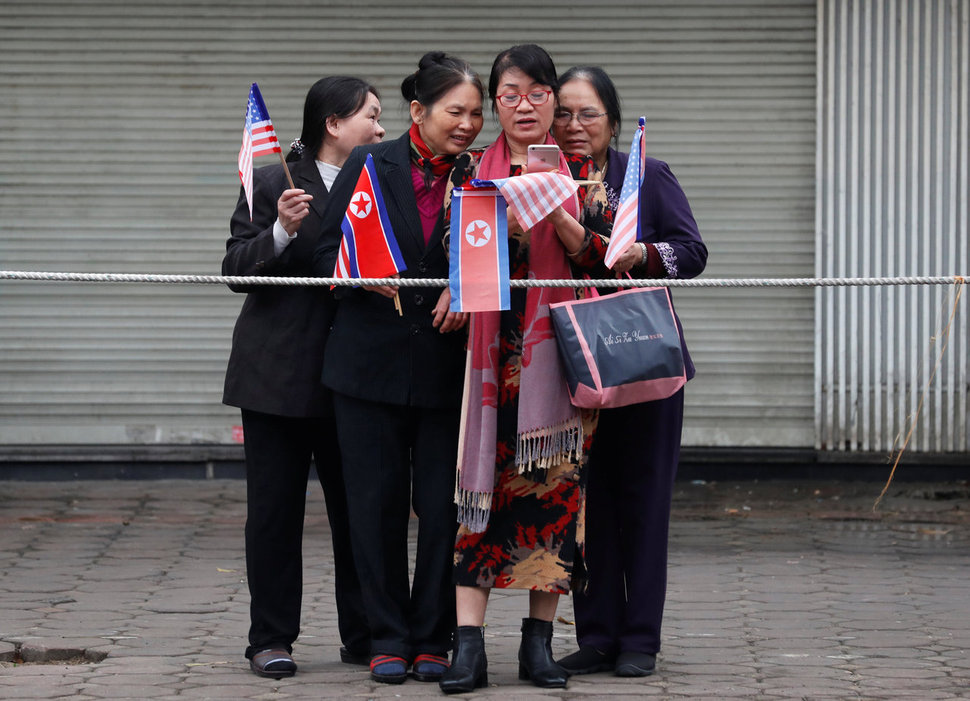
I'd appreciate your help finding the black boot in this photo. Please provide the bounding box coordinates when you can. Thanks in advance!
[518,617,568,688]
[439,626,487,694]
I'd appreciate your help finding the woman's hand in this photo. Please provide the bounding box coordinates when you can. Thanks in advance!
[277,189,313,235]
[611,242,642,275]
[363,272,400,298]
[507,206,524,236]
[545,205,585,254]
[431,288,468,333]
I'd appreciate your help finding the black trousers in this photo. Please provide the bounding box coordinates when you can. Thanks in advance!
[332,392,459,660]
[241,408,368,658]
[572,388,684,656]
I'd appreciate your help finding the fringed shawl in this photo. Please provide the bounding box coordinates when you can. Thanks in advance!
[455,132,583,532]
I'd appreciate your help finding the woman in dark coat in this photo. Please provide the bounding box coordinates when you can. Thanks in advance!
[552,66,708,678]
[223,76,385,678]
[312,52,485,685]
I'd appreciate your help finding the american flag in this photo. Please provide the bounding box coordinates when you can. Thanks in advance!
[604,116,647,268]
[470,172,578,231]
[237,83,282,220]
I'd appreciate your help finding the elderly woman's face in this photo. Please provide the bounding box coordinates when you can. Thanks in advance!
[494,66,555,148]
[553,78,612,166]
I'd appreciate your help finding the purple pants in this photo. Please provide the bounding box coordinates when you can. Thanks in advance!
[573,388,684,655]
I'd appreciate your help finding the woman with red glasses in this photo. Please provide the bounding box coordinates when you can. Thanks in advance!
[438,44,611,694]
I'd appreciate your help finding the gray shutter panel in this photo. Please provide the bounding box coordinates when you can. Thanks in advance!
[0,0,816,449]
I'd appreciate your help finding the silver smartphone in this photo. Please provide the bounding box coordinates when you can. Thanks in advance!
[527,144,561,173]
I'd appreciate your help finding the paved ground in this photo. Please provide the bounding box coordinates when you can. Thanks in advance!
[0,477,968,700]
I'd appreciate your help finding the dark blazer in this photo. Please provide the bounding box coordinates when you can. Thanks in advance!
[312,132,466,410]
[222,156,338,417]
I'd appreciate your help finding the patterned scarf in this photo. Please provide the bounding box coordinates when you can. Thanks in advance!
[455,131,583,532]
[408,122,456,189]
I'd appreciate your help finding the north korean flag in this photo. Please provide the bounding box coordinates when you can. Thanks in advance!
[334,153,407,280]
[449,187,510,312]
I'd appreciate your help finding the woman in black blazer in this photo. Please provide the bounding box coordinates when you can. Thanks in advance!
[312,52,484,685]
[223,76,385,679]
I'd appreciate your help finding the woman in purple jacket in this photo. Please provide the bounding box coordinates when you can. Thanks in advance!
[552,66,708,678]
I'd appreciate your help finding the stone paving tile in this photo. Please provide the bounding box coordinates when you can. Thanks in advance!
[74,684,185,698]
[661,680,769,697]
[661,650,756,667]
[1,478,968,699]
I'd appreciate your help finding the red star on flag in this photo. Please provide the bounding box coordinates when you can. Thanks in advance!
[464,220,492,247]
[349,191,372,218]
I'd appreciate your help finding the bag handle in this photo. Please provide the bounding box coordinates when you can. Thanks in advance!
[583,271,633,298]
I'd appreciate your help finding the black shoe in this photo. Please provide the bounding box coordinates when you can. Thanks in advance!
[615,651,656,677]
[339,646,370,666]
[518,618,568,689]
[439,626,488,694]
[558,645,616,675]
[249,648,297,679]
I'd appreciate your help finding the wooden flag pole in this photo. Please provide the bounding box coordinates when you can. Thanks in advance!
[393,293,403,316]
[278,152,296,189]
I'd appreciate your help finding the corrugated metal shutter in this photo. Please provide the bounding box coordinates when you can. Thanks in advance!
[0,0,816,448]
[817,0,969,453]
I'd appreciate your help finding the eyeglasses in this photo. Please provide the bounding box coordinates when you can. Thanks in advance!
[496,90,553,108]
[553,110,608,126]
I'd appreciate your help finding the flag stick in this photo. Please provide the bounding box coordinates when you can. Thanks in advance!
[278,152,296,189]
[574,180,604,188]
[393,292,403,316]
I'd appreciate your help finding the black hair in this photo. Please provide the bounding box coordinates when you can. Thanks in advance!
[400,51,485,109]
[286,76,379,162]
[487,44,559,109]
[558,65,622,147]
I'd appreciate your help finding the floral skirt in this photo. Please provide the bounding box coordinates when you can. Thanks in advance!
[452,302,595,593]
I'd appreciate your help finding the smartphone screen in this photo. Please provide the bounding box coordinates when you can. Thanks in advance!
[527,144,561,173]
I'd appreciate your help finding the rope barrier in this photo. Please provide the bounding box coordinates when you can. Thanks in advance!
[1,270,967,288]
[2,268,965,502]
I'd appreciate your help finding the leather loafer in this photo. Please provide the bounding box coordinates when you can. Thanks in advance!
[614,651,656,677]
[250,648,297,679]
[558,645,616,675]
[339,646,370,666]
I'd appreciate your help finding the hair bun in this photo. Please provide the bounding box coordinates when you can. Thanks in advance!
[419,51,447,69]
[403,52,447,101]
[400,72,419,101]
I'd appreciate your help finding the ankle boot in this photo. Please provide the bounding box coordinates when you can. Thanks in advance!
[518,617,568,688]
[439,626,488,694]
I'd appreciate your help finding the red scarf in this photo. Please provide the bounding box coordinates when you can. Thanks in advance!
[408,122,456,189]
